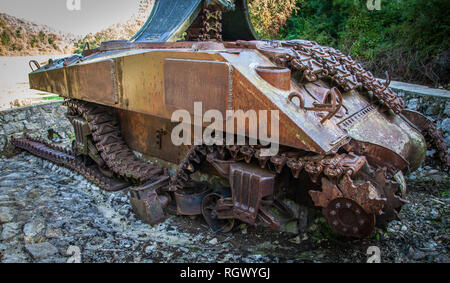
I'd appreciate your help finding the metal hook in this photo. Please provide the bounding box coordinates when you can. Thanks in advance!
[288,92,305,111]
[29,60,40,72]
[303,87,343,124]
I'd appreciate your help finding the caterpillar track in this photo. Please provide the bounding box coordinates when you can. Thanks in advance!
[11,135,130,191]
[13,100,169,191]
[64,100,167,184]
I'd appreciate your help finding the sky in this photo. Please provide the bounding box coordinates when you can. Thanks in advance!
[0,0,143,36]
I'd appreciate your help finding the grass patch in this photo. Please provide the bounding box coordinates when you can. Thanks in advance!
[42,96,63,101]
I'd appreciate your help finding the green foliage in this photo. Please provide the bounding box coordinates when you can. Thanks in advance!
[42,96,64,101]
[39,30,45,42]
[280,0,450,86]
[29,37,37,48]
[1,30,10,46]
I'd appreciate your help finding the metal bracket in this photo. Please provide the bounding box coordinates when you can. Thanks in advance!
[129,176,170,225]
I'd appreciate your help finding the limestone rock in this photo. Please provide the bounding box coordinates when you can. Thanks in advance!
[0,207,13,223]
[1,223,19,240]
[23,221,45,237]
[25,242,59,260]
[440,118,450,134]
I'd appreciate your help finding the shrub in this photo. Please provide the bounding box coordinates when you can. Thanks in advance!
[248,0,297,39]
[39,30,45,42]
[30,37,37,48]
[279,0,450,86]
[1,30,10,46]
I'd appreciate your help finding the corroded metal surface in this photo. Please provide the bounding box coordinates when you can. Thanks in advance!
[131,0,203,42]
[129,177,170,225]
[272,40,405,114]
[174,182,212,215]
[323,198,375,238]
[186,6,224,41]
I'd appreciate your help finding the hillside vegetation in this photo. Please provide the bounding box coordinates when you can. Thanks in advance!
[74,0,154,53]
[0,13,75,56]
[248,0,297,38]
[279,0,449,87]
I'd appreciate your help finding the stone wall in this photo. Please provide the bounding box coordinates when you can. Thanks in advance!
[397,92,450,148]
[0,101,73,157]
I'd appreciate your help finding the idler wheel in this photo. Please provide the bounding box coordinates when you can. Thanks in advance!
[323,198,375,238]
[201,193,234,233]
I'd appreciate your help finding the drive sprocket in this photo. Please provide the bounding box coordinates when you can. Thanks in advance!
[310,174,386,238]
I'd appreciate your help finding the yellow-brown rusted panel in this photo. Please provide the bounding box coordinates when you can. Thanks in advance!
[77,59,118,105]
[31,46,424,159]
[119,50,226,117]
[29,67,68,96]
[64,65,79,100]
[230,69,318,152]
[117,109,189,164]
[164,59,230,114]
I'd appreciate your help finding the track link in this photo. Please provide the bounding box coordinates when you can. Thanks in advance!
[64,100,165,184]
[12,135,130,191]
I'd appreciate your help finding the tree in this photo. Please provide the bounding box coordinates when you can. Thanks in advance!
[248,0,297,38]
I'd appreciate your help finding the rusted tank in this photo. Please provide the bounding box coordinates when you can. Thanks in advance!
[15,0,448,238]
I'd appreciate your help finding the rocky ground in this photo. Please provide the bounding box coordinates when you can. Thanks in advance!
[0,151,448,263]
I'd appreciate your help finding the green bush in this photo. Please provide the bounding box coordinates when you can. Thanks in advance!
[39,30,45,42]
[1,30,10,46]
[280,0,450,86]
[30,37,37,48]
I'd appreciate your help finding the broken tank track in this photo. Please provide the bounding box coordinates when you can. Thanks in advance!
[11,135,130,191]
[63,100,166,184]
[12,100,409,238]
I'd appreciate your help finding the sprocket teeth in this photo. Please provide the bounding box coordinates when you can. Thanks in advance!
[384,180,408,209]
[374,167,388,187]
[309,177,343,208]
[338,175,386,216]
